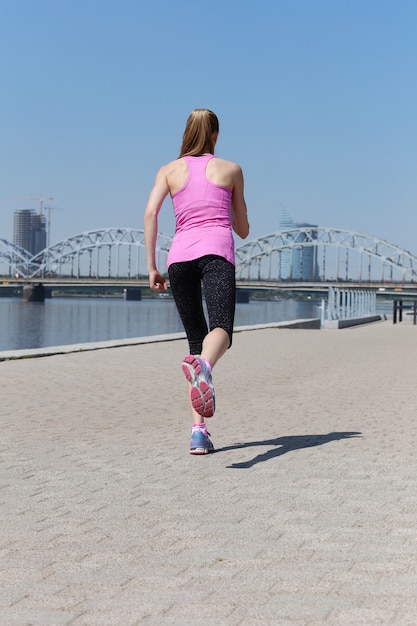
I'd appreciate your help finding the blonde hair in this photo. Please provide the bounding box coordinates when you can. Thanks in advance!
[179,109,219,157]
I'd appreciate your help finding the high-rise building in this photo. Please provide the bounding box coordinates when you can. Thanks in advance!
[279,207,318,280]
[13,209,47,256]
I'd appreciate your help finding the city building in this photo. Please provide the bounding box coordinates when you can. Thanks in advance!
[279,207,318,280]
[13,209,47,256]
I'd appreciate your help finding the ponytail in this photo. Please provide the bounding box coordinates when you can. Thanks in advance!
[179,109,219,157]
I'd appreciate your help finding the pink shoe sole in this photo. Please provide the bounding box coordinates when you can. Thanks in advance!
[182,355,215,418]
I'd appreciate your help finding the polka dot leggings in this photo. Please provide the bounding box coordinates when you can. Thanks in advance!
[168,255,236,355]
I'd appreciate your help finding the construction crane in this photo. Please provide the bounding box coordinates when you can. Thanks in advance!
[44,206,64,247]
[17,194,54,217]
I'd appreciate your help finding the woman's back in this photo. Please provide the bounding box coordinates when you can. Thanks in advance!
[172,155,232,230]
[167,155,235,267]
[165,155,240,196]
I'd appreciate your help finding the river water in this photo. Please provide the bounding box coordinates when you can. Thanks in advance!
[0,296,322,351]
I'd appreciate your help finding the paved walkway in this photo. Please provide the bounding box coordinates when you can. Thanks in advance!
[1,320,417,625]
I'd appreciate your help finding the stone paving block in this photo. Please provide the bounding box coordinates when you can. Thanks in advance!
[0,608,81,625]
[327,607,400,625]
[229,592,348,622]
[1,322,417,624]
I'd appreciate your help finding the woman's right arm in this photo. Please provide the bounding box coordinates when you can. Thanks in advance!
[144,166,170,290]
[231,165,250,239]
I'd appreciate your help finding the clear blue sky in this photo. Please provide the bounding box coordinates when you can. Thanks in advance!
[1,0,416,253]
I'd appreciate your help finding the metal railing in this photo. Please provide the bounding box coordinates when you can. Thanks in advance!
[393,300,417,324]
[323,287,376,327]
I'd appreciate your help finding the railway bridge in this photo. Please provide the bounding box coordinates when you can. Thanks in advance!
[1,226,417,289]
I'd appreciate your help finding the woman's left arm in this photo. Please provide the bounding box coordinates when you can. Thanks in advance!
[231,165,250,239]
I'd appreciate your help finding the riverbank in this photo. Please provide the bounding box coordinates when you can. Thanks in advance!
[0,318,321,361]
[0,297,321,352]
[1,318,417,624]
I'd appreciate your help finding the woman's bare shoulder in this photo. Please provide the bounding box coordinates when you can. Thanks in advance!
[215,158,243,183]
[207,157,243,189]
[159,157,189,194]
[158,157,185,175]
[211,157,243,183]
[214,157,241,171]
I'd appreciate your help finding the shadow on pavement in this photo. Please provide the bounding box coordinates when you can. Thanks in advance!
[219,431,362,469]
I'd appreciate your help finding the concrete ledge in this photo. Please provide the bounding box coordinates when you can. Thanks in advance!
[234,318,321,332]
[0,319,322,361]
[323,315,385,329]
[277,318,321,330]
[0,315,385,361]
[0,332,187,361]
[5,315,385,361]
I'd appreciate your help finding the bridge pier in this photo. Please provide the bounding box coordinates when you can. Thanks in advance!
[236,289,250,303]
[23,283,45,303]
[123,288,142,301]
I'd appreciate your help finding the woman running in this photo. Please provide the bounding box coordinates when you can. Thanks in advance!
[144,109,249,454]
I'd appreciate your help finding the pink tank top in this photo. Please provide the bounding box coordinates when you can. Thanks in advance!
[166,155,235,268]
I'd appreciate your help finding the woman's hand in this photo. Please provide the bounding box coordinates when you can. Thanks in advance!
[149,269,167,291]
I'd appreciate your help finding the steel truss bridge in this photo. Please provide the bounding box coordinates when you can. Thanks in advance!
[1,226,417,285]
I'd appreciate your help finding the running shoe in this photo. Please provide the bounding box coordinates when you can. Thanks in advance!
[182,355,215,418]
[190,427,214,455]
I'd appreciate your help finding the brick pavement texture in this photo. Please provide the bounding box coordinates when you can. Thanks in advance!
[1,320,417,625]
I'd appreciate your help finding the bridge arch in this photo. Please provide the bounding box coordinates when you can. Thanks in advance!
[3,226,417,284]
[235,227,417,283]
[0,238,33,275]
[24,228,173,279]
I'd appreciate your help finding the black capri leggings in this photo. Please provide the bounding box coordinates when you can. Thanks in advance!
[168,255,236,355]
